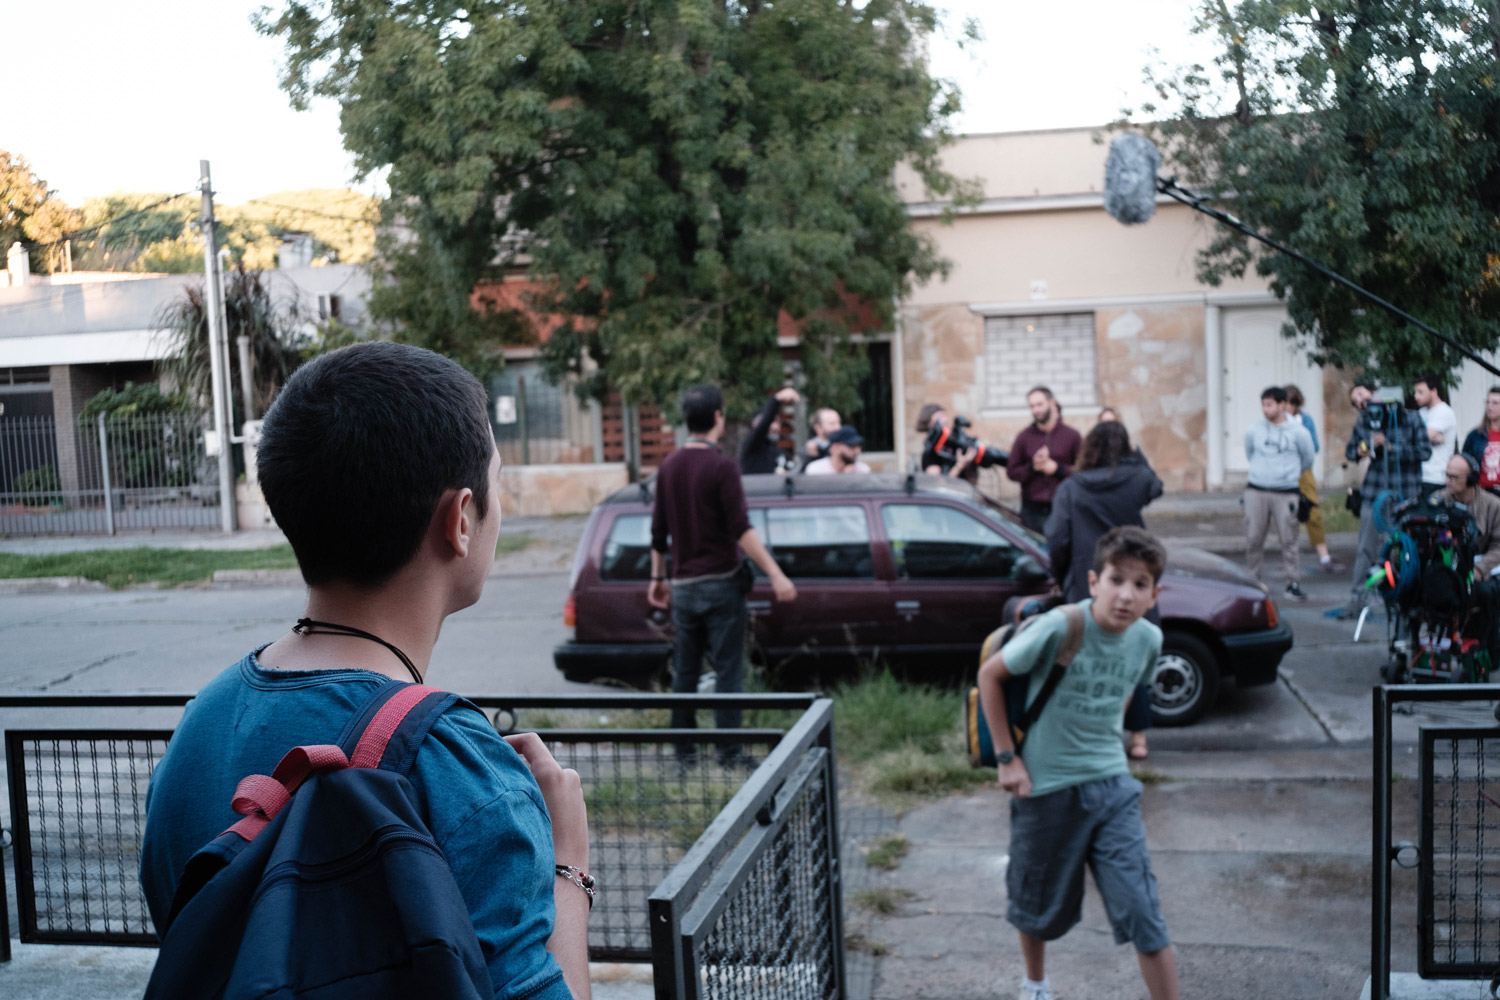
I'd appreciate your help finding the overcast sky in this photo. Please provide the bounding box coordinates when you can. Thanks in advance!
[9,1,1218,205]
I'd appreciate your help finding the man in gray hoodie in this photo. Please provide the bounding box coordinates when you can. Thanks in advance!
[1245,386,1316,599]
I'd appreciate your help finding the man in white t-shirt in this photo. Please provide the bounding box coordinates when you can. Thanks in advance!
[804,426,871,475]
[1415,373,1458,494]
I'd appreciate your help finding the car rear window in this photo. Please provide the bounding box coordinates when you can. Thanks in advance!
[599,514,661,581]
[753,504,875,579]
[881,503,1020,579]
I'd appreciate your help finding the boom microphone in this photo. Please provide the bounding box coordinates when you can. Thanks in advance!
[1103,133,1161,225]
[1101,133,1500,379]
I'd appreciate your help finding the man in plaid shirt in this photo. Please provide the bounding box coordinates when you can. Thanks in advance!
[1339,382,1432,618]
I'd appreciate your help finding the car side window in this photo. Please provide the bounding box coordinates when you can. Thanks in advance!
[881,503,1019,580]
[758,505,875,579]
[599,514,663,581]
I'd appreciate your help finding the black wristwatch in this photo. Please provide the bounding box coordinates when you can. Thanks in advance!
[996,750,1016,765]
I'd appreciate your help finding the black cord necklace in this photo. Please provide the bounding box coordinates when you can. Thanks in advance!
[292,618,423,685]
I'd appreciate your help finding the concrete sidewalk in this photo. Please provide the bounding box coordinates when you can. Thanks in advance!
[856,748,1423,1000]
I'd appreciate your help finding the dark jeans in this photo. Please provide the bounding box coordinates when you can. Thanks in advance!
[1021,499,1052,532]
[670,576,749,760]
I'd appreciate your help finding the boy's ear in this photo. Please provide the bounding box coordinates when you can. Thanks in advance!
[438,486,477,559]
[1086,568,1099,597]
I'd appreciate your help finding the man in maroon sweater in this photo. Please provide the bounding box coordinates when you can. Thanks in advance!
[1006,385,1083,531]
[649,385,796,760]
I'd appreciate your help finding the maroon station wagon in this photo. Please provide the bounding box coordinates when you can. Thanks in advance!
[554,474,1293,726]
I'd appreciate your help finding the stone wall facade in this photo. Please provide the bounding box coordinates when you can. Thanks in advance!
[900,303,1211,495]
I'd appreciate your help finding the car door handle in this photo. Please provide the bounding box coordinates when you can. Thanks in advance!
[747,600,772,615]
[895,600,920,619]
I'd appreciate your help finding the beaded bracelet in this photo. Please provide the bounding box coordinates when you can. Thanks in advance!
[556,864,597,909]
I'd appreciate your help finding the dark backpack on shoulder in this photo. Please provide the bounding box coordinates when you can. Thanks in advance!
[964,601,1086,768]
[145,682,494,1000]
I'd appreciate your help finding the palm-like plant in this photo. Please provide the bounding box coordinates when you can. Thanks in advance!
[155,264,310,426]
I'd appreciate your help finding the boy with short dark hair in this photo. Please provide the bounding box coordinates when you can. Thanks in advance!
[976,526,1179,1000]
[140,342,591,999]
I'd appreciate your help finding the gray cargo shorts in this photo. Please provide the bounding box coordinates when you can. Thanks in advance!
[1005,773,1170,953]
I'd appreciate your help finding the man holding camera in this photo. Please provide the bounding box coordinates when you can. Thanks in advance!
[1339,381,1432,619]
[1007,386,1083,532]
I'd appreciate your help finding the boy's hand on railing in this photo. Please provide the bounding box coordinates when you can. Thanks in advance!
[998,758,1032,798]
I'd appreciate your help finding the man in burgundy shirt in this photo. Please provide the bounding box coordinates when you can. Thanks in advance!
[649,385,796,759]
[1006,385,1084,531]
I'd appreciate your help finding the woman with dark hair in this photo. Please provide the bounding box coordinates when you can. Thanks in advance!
[1044,418,1164,758]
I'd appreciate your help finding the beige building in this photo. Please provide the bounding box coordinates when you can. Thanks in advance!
[888,126,1367,496]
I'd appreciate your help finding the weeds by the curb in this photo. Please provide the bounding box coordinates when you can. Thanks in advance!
[864,834,911,871]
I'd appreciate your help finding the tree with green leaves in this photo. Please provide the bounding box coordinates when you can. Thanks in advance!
[1,150,82,273]
[1132,0,1500,387]
[256,0,975,416]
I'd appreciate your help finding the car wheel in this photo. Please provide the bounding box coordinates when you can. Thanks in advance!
[1149,632,1221,727]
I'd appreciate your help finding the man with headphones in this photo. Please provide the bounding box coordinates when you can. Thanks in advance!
[1436,453,1500,577]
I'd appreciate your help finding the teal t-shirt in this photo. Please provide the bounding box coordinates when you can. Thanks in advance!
[140,650,572,1000]
[1000,599,1162,797]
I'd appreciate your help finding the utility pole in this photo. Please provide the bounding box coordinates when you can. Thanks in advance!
[199,160,237,532]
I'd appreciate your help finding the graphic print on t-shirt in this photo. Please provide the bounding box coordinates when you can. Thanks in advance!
[1485,430,1500,488]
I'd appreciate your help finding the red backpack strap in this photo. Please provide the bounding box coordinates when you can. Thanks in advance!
[223,683,463,842]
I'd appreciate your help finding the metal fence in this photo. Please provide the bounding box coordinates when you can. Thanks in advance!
[0,414,220,536]
[1372,685,1500,998]
[0,693,844,998]
[651,698,843,1000]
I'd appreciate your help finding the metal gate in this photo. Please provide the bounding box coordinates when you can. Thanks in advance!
[0,413,220,536]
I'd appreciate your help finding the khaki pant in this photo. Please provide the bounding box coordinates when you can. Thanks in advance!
[1298,468,1325,547]
[1245,487,1301,585]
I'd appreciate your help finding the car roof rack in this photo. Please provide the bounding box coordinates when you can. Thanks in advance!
[783,474,796,498]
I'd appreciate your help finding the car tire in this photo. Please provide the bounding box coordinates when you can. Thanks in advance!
[1149,632,1221,728]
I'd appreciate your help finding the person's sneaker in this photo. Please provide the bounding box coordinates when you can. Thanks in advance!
[1019,980,1053,1000]
[1285,581,1308,601]
[1318,558,1348,574]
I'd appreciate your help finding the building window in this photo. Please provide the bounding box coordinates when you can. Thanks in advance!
[851,341,894,452]
[983,313,1097,411]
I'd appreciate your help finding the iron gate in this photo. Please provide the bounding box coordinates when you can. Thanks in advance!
[0,413,220,536]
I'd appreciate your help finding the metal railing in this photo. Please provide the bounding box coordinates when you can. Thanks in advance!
[1372,685,1500,999]
[0,692,844,996]
[650,698,843,1000]
[0,413,220,536]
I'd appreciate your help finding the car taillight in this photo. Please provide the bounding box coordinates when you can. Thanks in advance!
[563,592,576,628]
[1265,599,1278,628]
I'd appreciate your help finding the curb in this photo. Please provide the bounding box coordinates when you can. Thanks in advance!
[212,568,304,587]
[0,576,107,594]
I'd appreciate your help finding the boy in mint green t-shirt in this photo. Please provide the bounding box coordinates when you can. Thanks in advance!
[976,526,1180,1000]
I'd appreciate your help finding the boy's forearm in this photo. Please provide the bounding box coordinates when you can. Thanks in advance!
[547,888,592,1000]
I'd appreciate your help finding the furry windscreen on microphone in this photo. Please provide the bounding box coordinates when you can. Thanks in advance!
[1104,133,1162,225]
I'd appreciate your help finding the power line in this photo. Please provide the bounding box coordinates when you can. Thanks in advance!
[241,198,379,224]
[22,191,197,253]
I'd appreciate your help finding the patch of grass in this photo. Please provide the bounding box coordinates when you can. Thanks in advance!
[844,932,889,956]
[515,707,672,731]
[851,887,917,916]
[833,670,958,764]
[1320,504,1359,534]
[1132,768,1173,786]
[867,748,993,801]
[494,532,534,557]
[864,834,911,871]
[583,770,737,844]
[0,545,299,589]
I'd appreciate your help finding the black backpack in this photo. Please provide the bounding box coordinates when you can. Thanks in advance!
[145,682,494,1000]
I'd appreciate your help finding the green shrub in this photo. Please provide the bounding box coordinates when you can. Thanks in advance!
[14,465,61,504]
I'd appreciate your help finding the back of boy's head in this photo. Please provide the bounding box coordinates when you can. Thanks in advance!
[1092,525,1167,583]
[681,385,723,433]
[257,342,494,588]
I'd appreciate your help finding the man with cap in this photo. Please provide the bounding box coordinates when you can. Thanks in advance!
[805,426,871,475]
